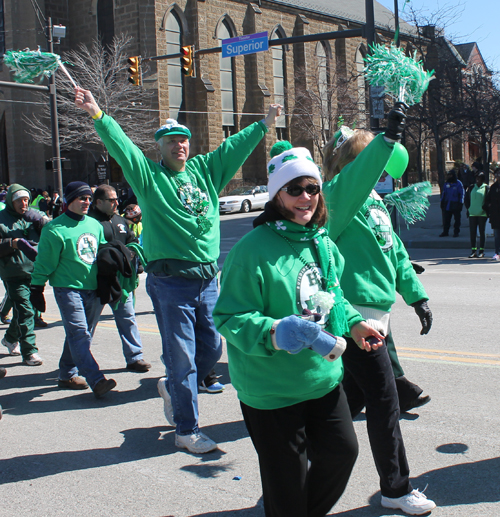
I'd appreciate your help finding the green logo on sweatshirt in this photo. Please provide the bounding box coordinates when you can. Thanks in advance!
[77,233,98,264]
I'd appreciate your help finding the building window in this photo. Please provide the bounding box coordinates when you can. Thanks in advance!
[316,42,330,138]
[97,0,115,50]
[165,11,185,123]
[218,21,236,137]
[0,1,5,56]
[271,29,287,140]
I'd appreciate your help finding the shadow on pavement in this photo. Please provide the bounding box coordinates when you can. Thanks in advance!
[0,419,250,485]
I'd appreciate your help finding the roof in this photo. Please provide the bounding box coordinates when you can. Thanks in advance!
[454,43,475,63]
[267,0,416,36]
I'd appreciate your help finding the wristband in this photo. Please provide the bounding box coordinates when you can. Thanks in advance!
[92,110,103,120]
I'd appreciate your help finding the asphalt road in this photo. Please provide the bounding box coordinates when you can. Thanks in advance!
[1,211,499,516]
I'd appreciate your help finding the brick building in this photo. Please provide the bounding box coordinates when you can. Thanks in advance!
[0,0,411,191]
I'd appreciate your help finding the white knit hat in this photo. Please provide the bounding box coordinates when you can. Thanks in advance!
[267,147,322,200]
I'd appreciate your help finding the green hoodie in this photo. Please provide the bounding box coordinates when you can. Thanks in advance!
[94,114,268,271]
[0,183,40,281]
[214,223,364,410]
[323,137,427,311]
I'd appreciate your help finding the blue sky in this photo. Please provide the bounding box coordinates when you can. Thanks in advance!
[376,0,500,71]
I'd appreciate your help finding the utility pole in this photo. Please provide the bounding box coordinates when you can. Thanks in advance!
[46,17,63,197]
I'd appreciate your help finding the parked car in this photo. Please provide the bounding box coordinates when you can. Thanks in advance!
[219,185,269,214]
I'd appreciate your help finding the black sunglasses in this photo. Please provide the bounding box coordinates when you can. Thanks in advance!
[78,196,92,201]
[280,184,321,197]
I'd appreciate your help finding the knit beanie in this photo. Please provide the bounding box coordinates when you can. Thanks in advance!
[267,147,322,200]
[64,181,92,205]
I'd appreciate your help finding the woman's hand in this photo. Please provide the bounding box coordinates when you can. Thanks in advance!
[350,321,385,352]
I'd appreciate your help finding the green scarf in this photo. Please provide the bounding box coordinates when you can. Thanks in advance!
[266,220,349,337]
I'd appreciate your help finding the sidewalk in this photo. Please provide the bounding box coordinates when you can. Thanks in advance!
[396,185,494,251]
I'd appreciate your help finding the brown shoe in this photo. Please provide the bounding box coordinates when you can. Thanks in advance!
[93,378,117,399]
[58,376,89,390]
[126,359,151,372]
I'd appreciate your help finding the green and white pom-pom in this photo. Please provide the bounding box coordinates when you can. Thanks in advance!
[384,181,432,225]
[364,44,434,106]
[3,48,77,87]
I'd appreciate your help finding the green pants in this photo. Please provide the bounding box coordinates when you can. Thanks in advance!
[4,279,37,358]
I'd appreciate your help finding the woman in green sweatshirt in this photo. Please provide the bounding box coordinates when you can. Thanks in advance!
[214,146,383,517]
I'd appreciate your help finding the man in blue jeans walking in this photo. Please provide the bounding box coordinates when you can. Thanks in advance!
[30,181,116,398]
[74,86,281,453]
[89,184,151,372]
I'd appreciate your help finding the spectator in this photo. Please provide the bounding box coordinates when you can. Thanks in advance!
[484,169,500,260]
[30,181,116,398]
[457,162,475,192]
[122,204,143,242]
[440,170,464,237]
[88,184,151,372]
[465,172,489,258]
[50,191,62,218]
[74,86,281,453]
[214,146,384,517]
[0,185,44,365]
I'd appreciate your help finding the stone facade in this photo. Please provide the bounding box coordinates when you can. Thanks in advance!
[0,0,402,191]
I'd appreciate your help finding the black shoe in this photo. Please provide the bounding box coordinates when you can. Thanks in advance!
[93,378,117,399]
[126,359,151,372]
[477,250,485,258]
[439,232,449,237]
[0,366,6,379]
[453,233,459,238]
[401,394,431,413]
[469,250,477,258]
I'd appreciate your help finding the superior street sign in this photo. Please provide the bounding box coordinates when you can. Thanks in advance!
[222,31,269,58]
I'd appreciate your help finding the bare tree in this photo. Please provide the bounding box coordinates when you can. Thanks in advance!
[289,61,362,162]
[24,34,157,159]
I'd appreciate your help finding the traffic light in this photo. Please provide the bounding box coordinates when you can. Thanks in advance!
[127,56,141,86]
[180,45,195,77]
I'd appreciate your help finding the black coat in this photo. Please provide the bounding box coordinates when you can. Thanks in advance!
[484,182,500,229]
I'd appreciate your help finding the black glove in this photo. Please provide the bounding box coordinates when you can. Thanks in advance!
[30,285,46,313]
[384,101,408,142]
[23,209,48,231]
[411,299,432,335]
[411,261,425,275]
[16,238,38,262]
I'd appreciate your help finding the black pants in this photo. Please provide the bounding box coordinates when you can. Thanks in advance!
[442,208,461,235]
[469,216,487,249]
[241,386,358,517]
[342,338,412,498]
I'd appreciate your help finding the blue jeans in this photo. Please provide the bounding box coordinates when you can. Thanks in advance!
[146,272,222,435]
[54,287,104,389]
[110,292,143,364]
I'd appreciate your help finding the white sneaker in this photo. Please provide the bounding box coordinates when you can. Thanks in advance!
[24,353,43,366]
[157,377,176,427]
[175,431,218,454]
[381,489,436,515]
[493,254,500,261]
[2,337,20,356]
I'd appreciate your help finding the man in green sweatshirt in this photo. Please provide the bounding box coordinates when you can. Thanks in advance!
[30,181,116,399]
[74,86,281,453]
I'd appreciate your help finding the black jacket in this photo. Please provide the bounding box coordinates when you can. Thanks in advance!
[88,206,137,245]
[484,182,500,229]
[96,240,133,305]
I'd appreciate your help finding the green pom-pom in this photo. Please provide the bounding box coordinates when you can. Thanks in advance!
[384,181,432,225]
[3,49,62,84]
[364,44,435,106]
[270,140,293,158]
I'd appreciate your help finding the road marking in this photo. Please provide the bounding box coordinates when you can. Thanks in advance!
[398,346,500,367]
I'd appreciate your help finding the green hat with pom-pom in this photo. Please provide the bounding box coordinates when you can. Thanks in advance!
[270,140,293,158]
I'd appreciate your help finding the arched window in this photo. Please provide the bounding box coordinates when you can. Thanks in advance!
[218,20,236,138]
[97,0,115,50]
[316,42,330,136]
[271,28,287,140]
[165,11,185,123]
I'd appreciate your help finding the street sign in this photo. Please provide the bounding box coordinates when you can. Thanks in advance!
[222,31,268,58]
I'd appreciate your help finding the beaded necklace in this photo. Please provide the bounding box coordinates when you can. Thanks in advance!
[165,165,212,235]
